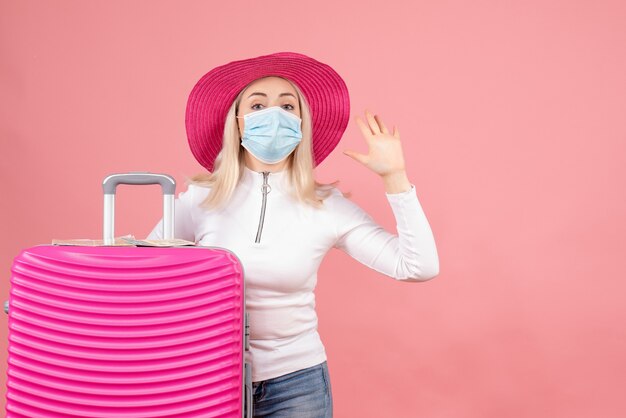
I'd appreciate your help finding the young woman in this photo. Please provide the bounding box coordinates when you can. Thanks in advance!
[147,51,440,417]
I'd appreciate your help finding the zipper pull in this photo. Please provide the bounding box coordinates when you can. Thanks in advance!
[261,171,272,195]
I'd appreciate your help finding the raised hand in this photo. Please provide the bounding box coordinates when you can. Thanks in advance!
[343,110,407,177]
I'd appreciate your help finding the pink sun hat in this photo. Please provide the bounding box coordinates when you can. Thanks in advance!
[185,51,351,172]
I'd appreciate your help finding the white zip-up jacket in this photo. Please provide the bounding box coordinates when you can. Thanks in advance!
[147,165,439,382]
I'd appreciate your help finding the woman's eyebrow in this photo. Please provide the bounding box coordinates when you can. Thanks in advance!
[247,92,296,99]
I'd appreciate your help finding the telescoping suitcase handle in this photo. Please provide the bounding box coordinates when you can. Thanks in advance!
[102,172,176,245]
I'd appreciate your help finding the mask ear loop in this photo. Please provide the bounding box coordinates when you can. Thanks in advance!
[235,113,248,142]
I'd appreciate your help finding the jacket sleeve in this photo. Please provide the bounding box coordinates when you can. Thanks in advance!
[331,185,439,282]
[146,185,197,242]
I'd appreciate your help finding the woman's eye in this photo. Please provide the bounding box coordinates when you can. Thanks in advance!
[251,103,294,111]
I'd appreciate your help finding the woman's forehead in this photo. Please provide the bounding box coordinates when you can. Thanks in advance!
[243,76,297,95]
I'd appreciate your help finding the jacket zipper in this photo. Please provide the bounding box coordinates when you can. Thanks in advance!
[255,171,271,243]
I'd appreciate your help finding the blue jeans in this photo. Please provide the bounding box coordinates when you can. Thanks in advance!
[250,361,333,417]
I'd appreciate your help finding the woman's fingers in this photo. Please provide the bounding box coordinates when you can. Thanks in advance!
[356,110,390,136]
[365,110,381,134]
[356,115,374,141]
[374,114,389,134]
[343,149,369,165]
[356,109,397,142]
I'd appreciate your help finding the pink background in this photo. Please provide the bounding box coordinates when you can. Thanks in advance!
[1,1,625,417]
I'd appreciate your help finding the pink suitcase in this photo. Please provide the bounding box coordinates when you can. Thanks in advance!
[4,173,252,417]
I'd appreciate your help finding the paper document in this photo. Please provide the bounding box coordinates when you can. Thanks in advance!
[52,235,195,247]
[121,237,196,247]
[52,235,135,246]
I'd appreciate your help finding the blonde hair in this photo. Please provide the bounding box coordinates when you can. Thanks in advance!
[186,76,348,211]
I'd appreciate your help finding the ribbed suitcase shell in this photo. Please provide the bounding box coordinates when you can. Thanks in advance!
[5,245,246,418]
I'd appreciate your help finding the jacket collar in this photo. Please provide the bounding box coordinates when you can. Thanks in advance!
[241,165,290,195]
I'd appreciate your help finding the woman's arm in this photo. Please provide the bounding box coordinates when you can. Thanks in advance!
[339,110,439,281]
[381,169,411,194]
[332,184,439,282]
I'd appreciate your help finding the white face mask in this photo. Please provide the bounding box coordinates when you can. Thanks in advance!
[237,106,303,164]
